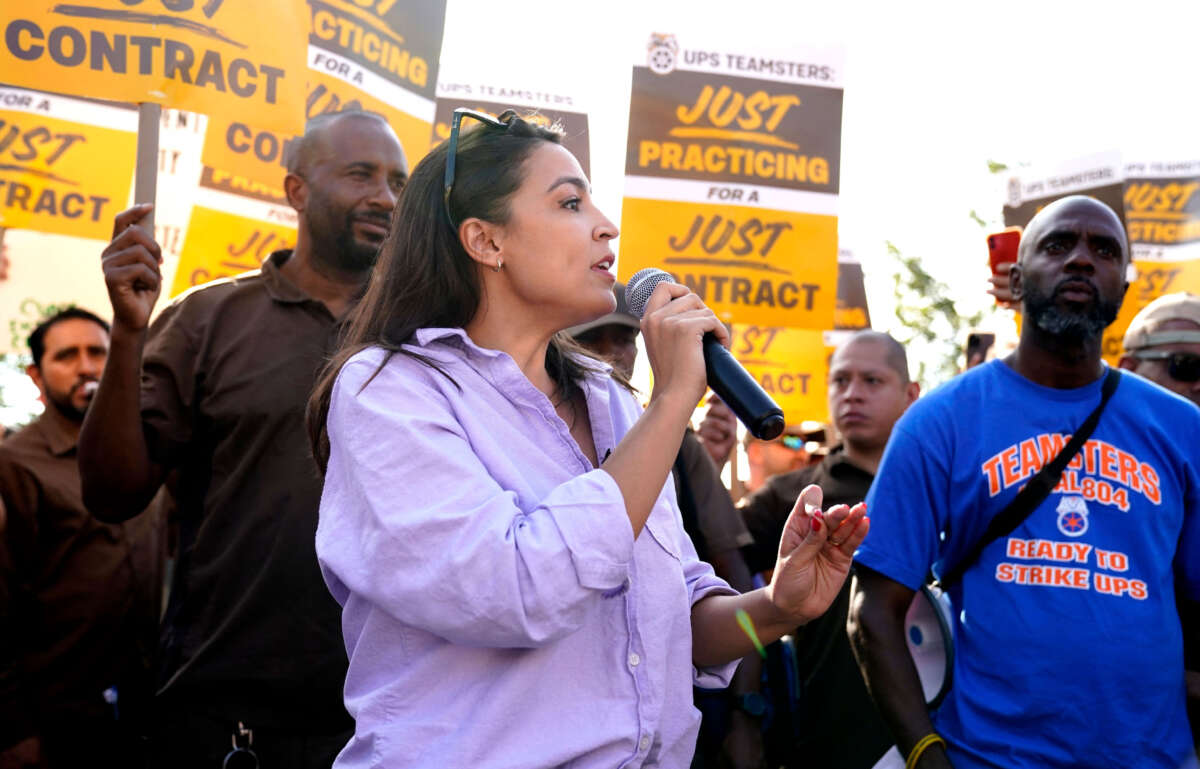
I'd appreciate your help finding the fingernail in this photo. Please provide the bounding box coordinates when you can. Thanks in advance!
[811,516,821,532]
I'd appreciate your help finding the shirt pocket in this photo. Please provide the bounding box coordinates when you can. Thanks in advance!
[643,498,683,561]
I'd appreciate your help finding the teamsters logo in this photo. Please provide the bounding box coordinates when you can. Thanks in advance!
[647,33,678,74]
[1056,496,1089,537]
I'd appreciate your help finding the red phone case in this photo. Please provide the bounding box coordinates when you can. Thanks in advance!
[987,229,1021,275]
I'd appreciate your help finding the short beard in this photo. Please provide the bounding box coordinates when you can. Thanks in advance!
[327,227,377,273]
[309,216,379,275]
[304,201,382,275]
[1024,280,1119,343]
[46,389,87,423]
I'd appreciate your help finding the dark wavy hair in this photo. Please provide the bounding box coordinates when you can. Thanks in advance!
[307,112,620,471]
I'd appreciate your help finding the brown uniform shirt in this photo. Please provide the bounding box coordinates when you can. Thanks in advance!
[672,429,752,559]
[0,406,164,749]
[141,250,350,729]
[738,447,892,769]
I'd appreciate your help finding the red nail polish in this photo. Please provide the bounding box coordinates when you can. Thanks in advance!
[811,516,821,532]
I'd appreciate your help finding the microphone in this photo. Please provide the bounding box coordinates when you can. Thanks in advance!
[625,268,785,440]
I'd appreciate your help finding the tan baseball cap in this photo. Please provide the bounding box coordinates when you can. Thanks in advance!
[1122,292,1200,352]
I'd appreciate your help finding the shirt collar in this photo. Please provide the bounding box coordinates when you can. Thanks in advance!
[824,445,875,481]
[259,250,315,305]
[37,404,81,456]
[412,327,615,376]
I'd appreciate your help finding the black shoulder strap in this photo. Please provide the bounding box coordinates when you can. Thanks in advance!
[938,367,1121,588]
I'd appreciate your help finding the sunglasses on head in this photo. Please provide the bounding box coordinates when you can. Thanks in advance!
[1131,350,1200,382]
[443,108,515,229]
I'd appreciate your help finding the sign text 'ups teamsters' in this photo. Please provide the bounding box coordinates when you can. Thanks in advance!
[618,33,844,329]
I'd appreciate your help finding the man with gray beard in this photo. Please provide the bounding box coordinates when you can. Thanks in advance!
[78,110,408,769]
[849,196,1200,769]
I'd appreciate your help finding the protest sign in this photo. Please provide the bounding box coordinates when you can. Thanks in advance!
[431,82,590,176]
[0,85,136,240]
[728,324,834,424]
[170,166,296,296]
[1106,158,1200,360]
[836,249,870,330]
[1002,152,1125,231]
[618,33,843,329]
[1001,153,1200,362]
[0,1,307,133]
[201,0,446,188]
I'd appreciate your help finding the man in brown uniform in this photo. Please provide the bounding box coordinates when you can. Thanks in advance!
[78,110,408,768]
[737,330,918,769]
[0,308,164,769]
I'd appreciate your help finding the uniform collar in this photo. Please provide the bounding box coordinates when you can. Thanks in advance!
[824,445,875,481]
[35,403,82,457]
[259,250,315,305]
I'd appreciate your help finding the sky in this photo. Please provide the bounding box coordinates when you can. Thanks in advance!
[6,0,1200,423]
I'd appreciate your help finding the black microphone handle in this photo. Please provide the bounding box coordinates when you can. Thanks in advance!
[701,333,785,440]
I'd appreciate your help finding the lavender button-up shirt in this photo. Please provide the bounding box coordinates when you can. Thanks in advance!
[317,328,738,769]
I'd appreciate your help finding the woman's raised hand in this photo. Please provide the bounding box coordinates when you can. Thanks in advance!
[638,282,728,409]
[767,484,869,624]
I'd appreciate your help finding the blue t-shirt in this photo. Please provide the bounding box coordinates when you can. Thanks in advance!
[856,361,1200,769]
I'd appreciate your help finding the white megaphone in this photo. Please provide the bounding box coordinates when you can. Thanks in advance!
[906,583,954,708]
[871,584,955,769]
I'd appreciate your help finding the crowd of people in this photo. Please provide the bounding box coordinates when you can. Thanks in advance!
[0,107,1198,769]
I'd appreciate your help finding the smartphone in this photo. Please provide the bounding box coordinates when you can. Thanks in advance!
[987,228,1021,276]
[965,332,996,369]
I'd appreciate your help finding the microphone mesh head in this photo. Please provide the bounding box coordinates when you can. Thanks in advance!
[624,268,674,319]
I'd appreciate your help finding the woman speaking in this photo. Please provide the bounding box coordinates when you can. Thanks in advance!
[307,110,868,768]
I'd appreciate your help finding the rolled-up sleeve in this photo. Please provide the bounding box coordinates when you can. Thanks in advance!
[317,356,636,649]
[674,496,740,688]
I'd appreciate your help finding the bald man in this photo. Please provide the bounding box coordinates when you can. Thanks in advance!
[737,330,917,769]
[849,196,1200,769]
[79,111,409,768]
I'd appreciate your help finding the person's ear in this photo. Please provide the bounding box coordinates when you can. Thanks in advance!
[284,172,308,213]
[905,381,920,406]
[25,363,44,396]
[1117,355,1139,372]
[1009,263,1024,301]
[460,218,505,273]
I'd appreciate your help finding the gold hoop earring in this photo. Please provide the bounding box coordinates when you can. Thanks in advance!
[494,258,504,273]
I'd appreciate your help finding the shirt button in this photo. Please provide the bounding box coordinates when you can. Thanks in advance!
[639,735,650,751]
[628,652,641,667]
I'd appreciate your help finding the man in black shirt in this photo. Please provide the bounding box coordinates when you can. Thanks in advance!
[738,330,918,769]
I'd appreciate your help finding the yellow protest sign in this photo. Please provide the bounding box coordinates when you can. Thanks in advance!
[618,34,843,329]
[1102,257,1200,362]
[170,166,296,296]
[200,0,446,188]
[619,197,837,327]
[729,325,833,424]
[0,0,306,133]
[1098,160,1200,362]
[0,85,135,239]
